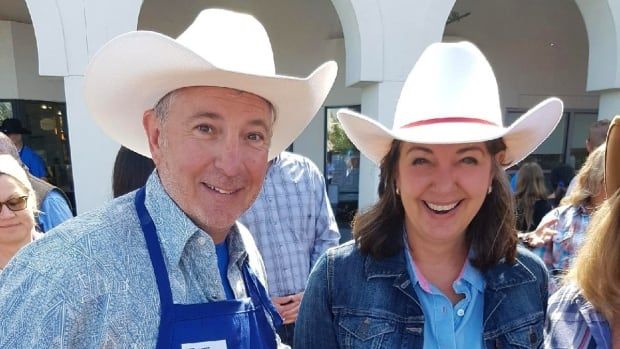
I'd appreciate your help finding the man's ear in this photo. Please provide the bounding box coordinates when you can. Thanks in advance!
[143,109,162,165]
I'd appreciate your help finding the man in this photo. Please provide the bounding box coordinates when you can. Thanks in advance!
[238,151,340,346]
[566,118,611,194]
[0,118,47,179]
[0,132,73,232]
[0,9,336,348]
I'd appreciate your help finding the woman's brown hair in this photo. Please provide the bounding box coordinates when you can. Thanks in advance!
[352,139,517,271]
[515,162,549,230]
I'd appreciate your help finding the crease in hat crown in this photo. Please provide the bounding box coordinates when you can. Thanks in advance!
[176,9,276,76]
[336,41,563,168]
[84,8,338,160]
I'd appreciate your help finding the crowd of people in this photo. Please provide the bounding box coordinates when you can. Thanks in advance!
[0,8,617,349]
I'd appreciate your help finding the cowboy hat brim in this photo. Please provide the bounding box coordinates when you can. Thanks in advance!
[337,97,563,168]
[84,31,337,160]
[605,116,620,196]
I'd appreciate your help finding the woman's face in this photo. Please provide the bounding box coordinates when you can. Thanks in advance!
[0,174,35,247]
[396,142,497,245]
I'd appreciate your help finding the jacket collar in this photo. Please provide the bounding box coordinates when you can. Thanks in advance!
[364,249,408,279]
[483,256,537,291]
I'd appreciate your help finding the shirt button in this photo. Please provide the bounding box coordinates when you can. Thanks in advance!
[457,308,465,317]
[198,237,207,246]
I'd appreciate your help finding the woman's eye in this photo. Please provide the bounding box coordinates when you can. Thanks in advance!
[462,157,478,165]
[412,158,428,166]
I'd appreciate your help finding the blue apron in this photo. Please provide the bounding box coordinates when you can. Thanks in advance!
[134,187,282,349]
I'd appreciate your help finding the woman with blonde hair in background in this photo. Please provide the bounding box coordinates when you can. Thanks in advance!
[0,154,39,270]
[525,144,606,279]
[515,162,553,233]
[544,116,620,348]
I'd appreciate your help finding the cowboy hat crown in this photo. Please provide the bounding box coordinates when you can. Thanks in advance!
[337,41,563,167]
[85,8,337,160]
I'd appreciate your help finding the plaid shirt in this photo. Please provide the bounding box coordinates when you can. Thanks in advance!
[239,152,340,297]
[534,204,591,273]
[545,283,611,349]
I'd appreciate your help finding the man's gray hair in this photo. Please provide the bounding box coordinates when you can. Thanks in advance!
[154,89,179,122]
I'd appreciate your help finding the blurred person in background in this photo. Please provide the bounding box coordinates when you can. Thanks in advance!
[565,119,610,195]
[112,146,155,198]
[0,132,72,232]
[515,162,553,233]
[524,144,606,280]
[544,116,620,349]
[0,119,47,179]
[0,154,40,270]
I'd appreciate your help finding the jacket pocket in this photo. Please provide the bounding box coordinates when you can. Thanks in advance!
[338,315,396,349]
[504,321,544,349]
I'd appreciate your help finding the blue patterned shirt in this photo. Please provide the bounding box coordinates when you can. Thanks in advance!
[0,173,271,348]
[238,151,340,297]
[545,283,611,349]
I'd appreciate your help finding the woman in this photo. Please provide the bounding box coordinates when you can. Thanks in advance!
[525,144,606,276]
[544,116,620,348]
[0,154,39,269]
[515,162,553,232]
[295,42,562,349]
[295,42,563,348]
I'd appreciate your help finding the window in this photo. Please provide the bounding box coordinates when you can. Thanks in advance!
[325,105,360,242]
[0,99,75,209]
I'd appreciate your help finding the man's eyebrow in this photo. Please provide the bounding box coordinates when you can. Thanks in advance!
[190,112,221,120]
[248,118,272,131]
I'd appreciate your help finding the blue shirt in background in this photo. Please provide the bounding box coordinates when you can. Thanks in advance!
[19,145,47,178]
[404,236,485,349]
[38,189,73,232]
[215,241,236,300]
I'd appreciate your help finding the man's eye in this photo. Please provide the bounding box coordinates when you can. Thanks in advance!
[248,133,264,141]
[197,125,213,133]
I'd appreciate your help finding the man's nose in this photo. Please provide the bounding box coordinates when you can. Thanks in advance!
[214,136,243,176]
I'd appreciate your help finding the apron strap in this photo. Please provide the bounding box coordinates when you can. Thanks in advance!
[135,187,174,307]
[242,263,283,329]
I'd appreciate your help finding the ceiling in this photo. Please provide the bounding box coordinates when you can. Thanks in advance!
[0,0,31,23]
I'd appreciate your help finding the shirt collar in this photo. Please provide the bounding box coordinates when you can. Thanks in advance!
[402,230,485,294]
[143,173,246,268]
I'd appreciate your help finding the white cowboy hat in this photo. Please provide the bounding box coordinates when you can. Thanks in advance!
[337,41,563,168]
[84,8,337,160]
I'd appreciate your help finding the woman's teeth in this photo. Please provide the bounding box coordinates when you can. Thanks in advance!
[425,201,459,212]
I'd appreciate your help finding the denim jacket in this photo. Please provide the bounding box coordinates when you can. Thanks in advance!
[295,241,549,349]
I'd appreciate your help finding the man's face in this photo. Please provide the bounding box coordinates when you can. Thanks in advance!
[7,134,21,148]
[144,86,273,238]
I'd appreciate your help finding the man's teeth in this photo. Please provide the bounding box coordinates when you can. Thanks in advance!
[426,202,458,212]
[206,184,234,194]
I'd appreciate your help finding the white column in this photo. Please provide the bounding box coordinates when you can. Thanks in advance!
[26,0,143,213]
[357,82,403,208]
[597,90,620,120]
[331,0,454,208]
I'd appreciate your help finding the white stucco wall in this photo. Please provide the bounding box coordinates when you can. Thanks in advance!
[0,21,19,99]
[445,0,598,111]
[11,22,65,102]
